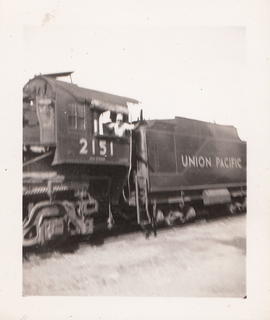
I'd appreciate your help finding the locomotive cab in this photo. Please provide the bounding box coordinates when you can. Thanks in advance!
[23,72,139,246]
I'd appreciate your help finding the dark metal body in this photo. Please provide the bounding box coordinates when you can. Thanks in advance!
[134,117,246,209]
[23,75,138,246]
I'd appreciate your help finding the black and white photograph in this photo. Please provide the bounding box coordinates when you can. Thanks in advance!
[22,25,247,298]
[1,0,270,319]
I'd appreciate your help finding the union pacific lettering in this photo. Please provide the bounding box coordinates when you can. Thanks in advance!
[181,155,242,169]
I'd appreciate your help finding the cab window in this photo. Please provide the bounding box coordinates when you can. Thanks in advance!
[68,103,86,130]
[36,97,55,143]
[37,98,54,128]
[23,100,39,128]
[93,110,113,136]
[99,110,111,135]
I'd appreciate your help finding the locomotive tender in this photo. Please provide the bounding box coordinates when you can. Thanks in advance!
[23,72,246,246]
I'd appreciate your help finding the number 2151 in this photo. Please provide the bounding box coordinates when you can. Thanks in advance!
[79,138,113,156]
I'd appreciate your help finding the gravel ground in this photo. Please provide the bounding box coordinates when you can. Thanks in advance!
[23,215,246,297]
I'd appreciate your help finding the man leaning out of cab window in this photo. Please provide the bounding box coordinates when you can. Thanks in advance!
[108,113,139,137]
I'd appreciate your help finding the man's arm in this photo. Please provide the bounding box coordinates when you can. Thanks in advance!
[107,122,115,129]
[125,122,140,131]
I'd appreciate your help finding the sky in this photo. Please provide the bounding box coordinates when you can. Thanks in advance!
[23,25,247,139]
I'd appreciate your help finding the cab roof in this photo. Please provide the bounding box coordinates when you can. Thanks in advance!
[23,74,139,114]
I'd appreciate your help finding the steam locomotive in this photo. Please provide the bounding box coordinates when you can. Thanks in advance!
[23,72,246,247]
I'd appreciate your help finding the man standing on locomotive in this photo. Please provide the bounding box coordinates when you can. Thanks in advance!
[108,113,139,137]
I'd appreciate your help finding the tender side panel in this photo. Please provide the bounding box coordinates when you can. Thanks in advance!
[146,129,246,192]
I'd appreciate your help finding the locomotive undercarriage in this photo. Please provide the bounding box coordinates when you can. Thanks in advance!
[149,196,246,228]
[23,165,246,247]
[23,183,246,247]
[132,174,246,234]
[23,149,124,247]
[23,186,99,247]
